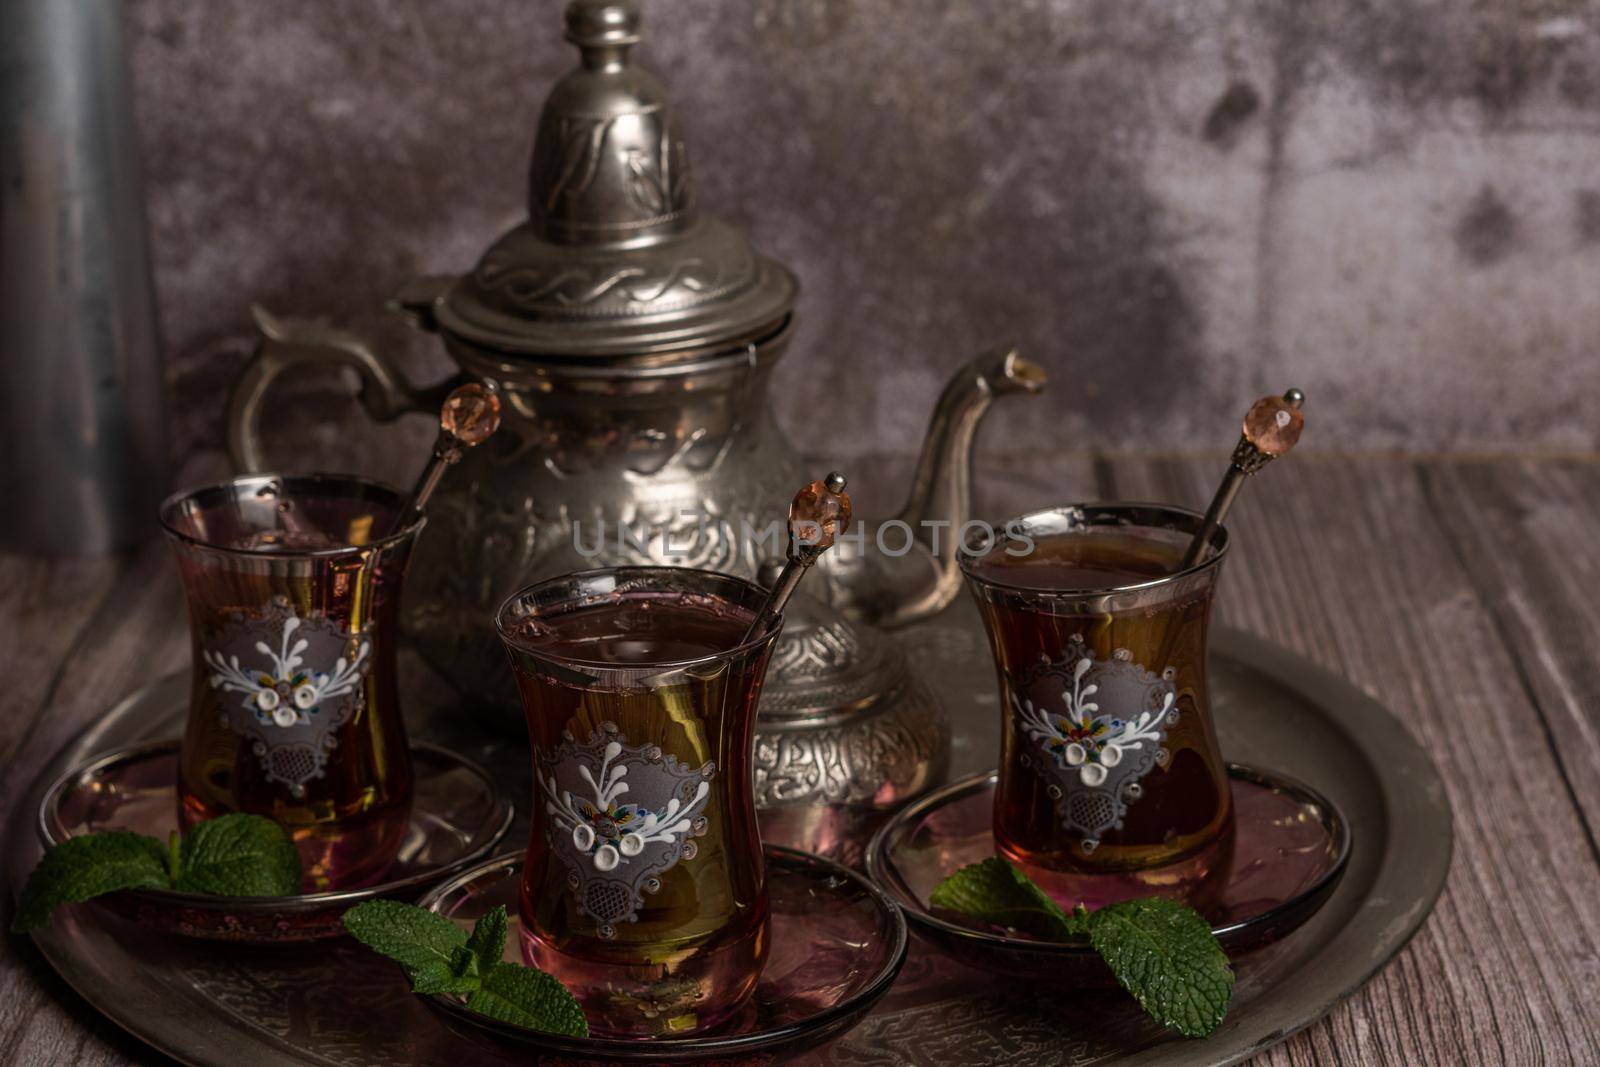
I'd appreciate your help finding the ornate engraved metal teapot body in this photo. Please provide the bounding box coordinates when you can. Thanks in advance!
[227,0,1043,841]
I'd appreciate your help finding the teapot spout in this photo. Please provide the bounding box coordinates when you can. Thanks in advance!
[864,346,1046,628]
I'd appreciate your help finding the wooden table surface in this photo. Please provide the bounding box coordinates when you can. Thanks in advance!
[3,453,1599,1066]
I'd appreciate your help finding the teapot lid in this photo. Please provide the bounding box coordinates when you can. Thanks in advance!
[435,0,798,362]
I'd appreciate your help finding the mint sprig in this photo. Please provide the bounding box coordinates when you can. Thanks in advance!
[930,857,1234,1037]
[466,959,589,1034]
[343,901,589,1038]
[1087,896,1233,1038]
[12,814,302,933]
[174,815,302,895]
[342,898,479,994]
[929,855,1084,941]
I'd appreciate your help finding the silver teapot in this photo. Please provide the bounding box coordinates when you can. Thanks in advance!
[227,0,1043,843]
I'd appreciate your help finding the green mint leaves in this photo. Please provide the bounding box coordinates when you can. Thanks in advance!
[343,901,588,1038]
[465,961,589,1034]
[11,832,169,932]
[1086,896,1234,1039]
[342,899,482,995]
[173,815,302,895]
[929,855,1085,941]
[930,857,1234,1038]
[12,814,302,933]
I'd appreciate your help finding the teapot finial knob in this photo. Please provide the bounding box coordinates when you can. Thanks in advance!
[565,0,642,66]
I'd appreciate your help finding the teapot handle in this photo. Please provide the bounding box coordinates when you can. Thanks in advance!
[226,305,461,472]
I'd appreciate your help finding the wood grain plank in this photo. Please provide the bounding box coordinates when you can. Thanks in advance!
[0,939,175,1067]
[1,541,189,1067]
[1106,455,1600,1067]
[0,554,123,801]
[0,542,188,817]
[1421,459,1600,859]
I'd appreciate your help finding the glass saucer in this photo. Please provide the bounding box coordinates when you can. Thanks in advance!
[415,846,908,1062]
[865,764,1351,984]
[36,739,514,943]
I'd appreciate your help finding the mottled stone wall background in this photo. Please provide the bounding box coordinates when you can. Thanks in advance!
[127,0,1600,486]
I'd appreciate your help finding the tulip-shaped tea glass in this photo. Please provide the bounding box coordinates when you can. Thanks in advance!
[161,473,422,891]
[496,567,781,1039]
[960,504,1235,909]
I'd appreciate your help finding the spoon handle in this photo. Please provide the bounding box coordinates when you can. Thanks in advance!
[742,472,851,643]
[386,383,502,537]
[1180,389,1305,570]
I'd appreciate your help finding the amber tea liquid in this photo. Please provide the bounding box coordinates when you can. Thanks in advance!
[499,573,777,1039]
[963,506,1234,910]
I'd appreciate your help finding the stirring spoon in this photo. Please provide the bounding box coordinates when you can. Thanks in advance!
[1179,389,1306,569]
[387,383,502,536]
[742,472,852,642]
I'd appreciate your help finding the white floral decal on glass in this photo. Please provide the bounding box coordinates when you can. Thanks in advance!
[1010,634,1179,851]
[541,738,711,873]
[206,614,369,729]
[538,723,714,939]
[1017,655,1172,788]
[200,597,371,797]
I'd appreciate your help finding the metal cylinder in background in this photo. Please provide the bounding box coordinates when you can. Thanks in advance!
[0,0,167,555]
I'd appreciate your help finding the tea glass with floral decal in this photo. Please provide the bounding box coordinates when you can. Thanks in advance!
[161,473,423,891]
[494,476,850,1038]
[959,503,1236,910]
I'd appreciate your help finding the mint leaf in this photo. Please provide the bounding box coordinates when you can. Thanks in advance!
[343,900,588,1036]
[12,816,303,932]
[414,947,480,997]
[11,831,169,932]
[466,961,589,1037]
[931,857,1233,1037]
[1086,896,1234,1038]
[343,899,471,993]
[929,857,1085,941]
[173,813,301,896]
[342,899,480,994]
[464,905,509,977]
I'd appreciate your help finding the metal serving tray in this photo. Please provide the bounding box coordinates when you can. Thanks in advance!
[5,609,1450,1067]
